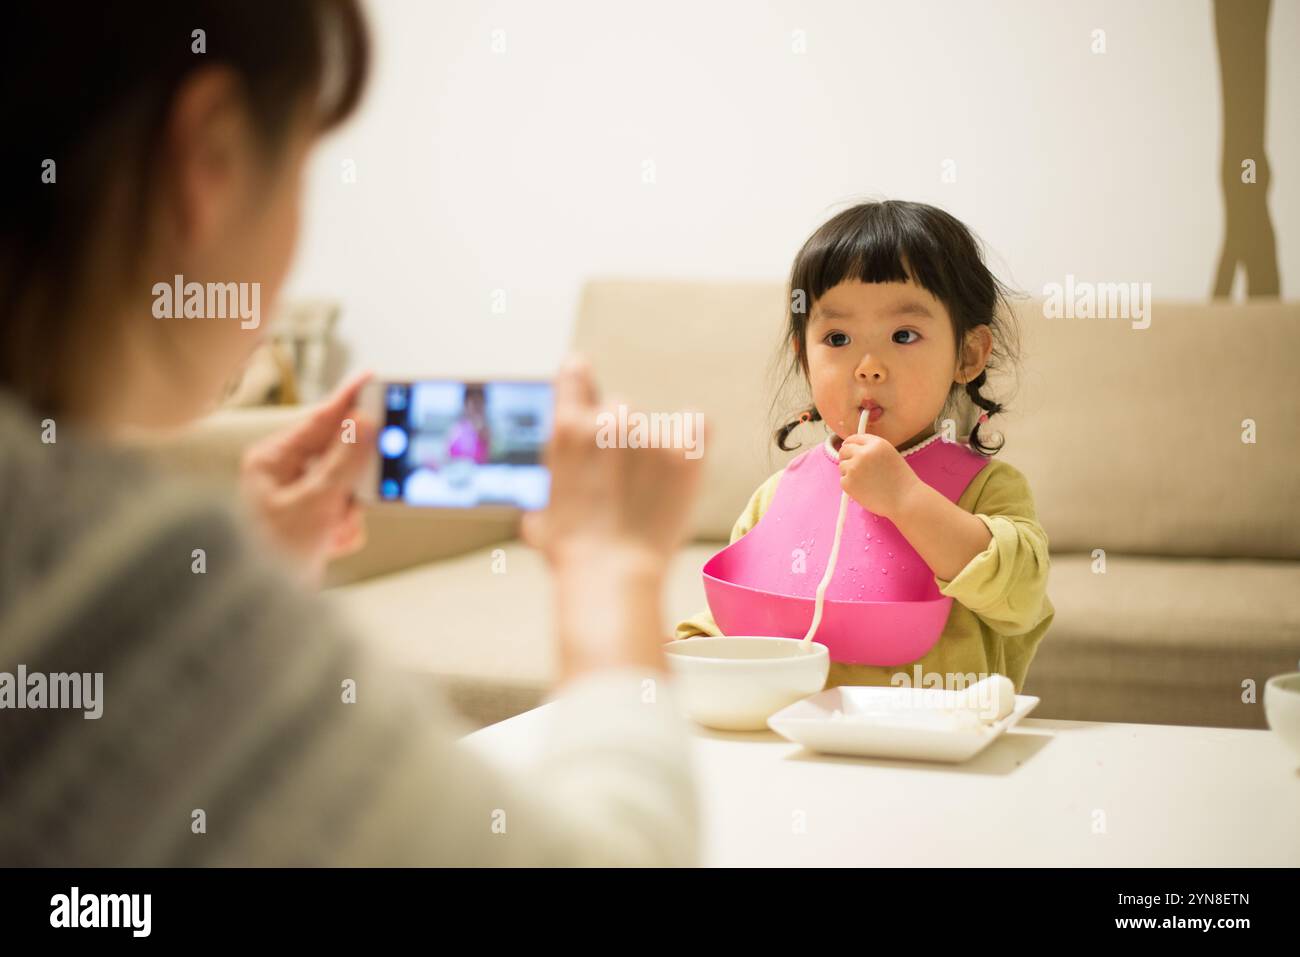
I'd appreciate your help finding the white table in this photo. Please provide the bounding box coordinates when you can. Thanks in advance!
[463,705,1300,866]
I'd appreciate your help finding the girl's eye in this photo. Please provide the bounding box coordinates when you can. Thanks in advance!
[824,332,850,347]
[893,329,920,344]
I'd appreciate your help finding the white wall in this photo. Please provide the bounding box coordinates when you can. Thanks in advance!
[284,0,1300,379]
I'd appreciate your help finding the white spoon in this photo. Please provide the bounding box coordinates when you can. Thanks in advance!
[801,406,870,648]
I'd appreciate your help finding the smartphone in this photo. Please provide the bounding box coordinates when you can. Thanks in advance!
[357,378,553,512]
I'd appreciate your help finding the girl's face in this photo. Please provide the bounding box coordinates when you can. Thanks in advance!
[803,279,988,449]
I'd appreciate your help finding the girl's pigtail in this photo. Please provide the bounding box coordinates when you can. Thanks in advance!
[775,406,821,452]
[964,372,1005,455]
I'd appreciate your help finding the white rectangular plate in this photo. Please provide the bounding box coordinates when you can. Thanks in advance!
[767,686,1040,763]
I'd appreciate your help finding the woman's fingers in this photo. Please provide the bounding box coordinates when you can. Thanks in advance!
[281,370,374,461]
[305,414,375,497]
[282,413,375,535]
[629,432,706,554]
[527,363,613,558]
[238,374,381,578]
[329,501,367,556]
[520,509,547,550]
[554,354,598,414]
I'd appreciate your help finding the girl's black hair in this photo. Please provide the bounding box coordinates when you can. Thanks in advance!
[772,200,1020,456]
[0,0,370,416]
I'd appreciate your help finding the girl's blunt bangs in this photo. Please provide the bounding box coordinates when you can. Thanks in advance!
[792,202,985,320]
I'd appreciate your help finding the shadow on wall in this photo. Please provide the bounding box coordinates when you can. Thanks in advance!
[1213,0,1279,298]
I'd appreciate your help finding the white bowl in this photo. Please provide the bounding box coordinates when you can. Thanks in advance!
[1264,672,1300,760]
[664,636,830,731]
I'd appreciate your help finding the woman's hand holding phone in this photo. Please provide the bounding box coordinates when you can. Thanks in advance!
[523,355,705,683]
[240,371,379,585]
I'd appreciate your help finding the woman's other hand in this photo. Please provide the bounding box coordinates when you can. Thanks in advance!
[523,355,706,682]
[240,371,378,584]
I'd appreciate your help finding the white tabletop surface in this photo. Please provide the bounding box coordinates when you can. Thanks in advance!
[462,704,1300,866]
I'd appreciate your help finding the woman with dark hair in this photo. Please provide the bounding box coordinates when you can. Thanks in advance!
[0,2,702,865]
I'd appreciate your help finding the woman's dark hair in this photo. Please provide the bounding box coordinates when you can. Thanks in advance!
[772,200,1020,456]
[0,0,370,416]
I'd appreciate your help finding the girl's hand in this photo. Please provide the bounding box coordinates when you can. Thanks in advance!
[240,371,378,585]
[837,433,920,519]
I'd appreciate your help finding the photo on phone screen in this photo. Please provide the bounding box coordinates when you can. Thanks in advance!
[374,380,552,509]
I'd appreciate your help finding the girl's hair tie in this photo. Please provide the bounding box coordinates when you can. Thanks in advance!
[977,413,990,424]
[799,410,813,423]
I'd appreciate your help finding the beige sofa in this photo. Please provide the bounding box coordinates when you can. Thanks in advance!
[147,282,1300,732]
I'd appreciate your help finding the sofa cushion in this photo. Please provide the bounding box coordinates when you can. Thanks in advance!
[989,299,1300,559]
[1022,553,1300,729]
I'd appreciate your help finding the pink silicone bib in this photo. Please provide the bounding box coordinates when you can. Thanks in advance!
[702,435,989,665]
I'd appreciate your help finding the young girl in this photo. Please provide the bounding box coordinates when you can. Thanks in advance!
[676,200,1054,693]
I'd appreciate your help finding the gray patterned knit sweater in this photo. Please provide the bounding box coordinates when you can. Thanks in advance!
[0,390,697,865]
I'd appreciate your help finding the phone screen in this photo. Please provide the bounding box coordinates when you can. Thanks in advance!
[376,380,552,509]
